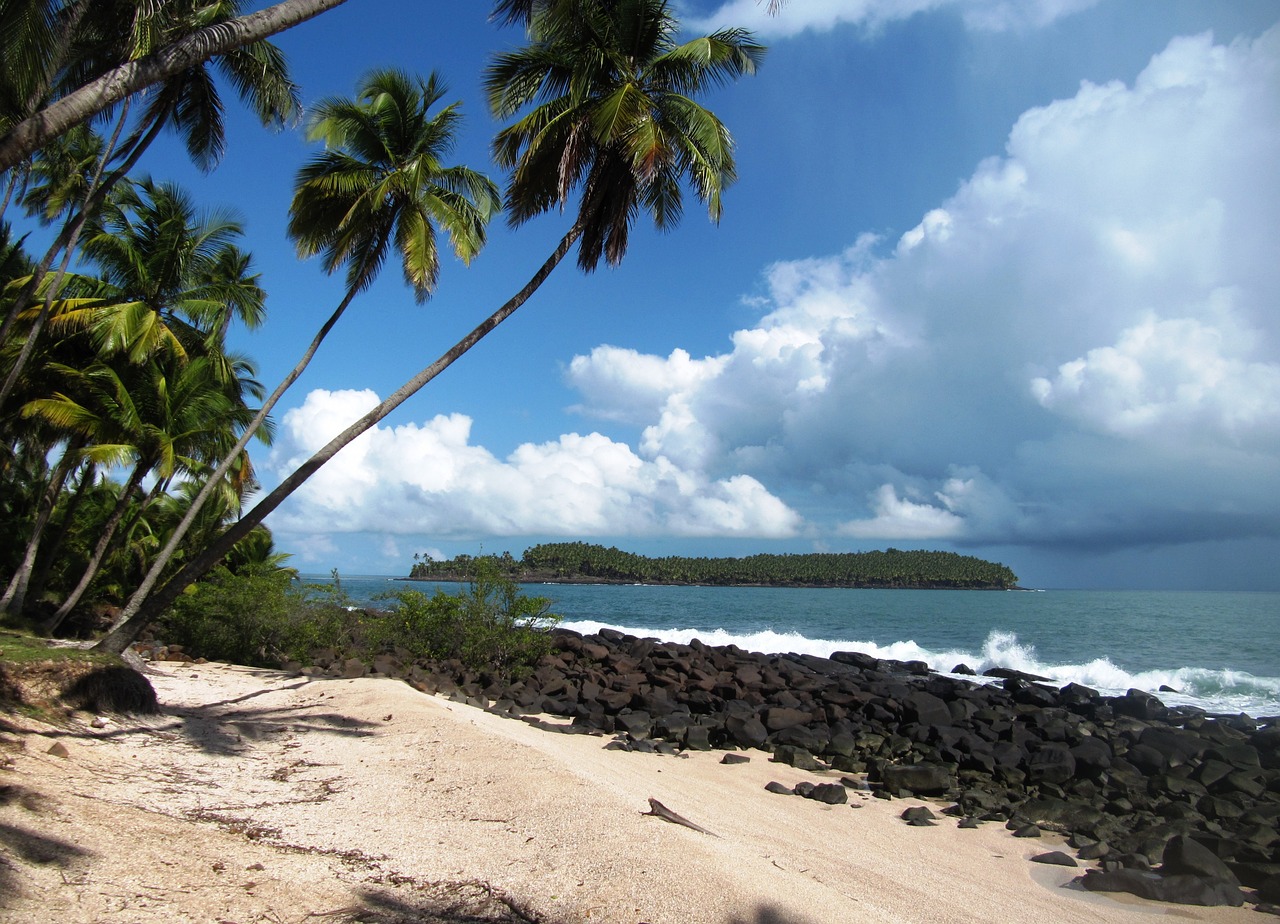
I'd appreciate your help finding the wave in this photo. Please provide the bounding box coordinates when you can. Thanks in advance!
[560,621,1280,718]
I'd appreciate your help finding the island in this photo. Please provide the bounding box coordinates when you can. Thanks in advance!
[406,542,1019,590]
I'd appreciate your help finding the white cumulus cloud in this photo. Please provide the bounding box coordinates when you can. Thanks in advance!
[266,389,802,541]
[685,0,1101,39]
[565,25,1280,549]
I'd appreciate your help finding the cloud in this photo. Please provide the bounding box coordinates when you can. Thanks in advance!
[265,389,802,540]
[685,0,1101,39]
[565,26,1280,551]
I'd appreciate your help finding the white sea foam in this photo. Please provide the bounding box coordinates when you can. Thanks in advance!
[560,620,1280,718]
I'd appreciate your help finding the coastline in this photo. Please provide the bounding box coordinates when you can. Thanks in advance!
[1,656,1269,923]
[398,575,1020,590]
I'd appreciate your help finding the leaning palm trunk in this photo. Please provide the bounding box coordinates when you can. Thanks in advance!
[108,257,374,641]
[25,460,97,609]
[1,438,86,616]
[42,461,149,634]
[0,0,349,172]
[96,223,582,653]
[0,103,165,405]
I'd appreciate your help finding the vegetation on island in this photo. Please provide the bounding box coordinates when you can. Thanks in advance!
[0,1,764,659]
[409,542,1020,590]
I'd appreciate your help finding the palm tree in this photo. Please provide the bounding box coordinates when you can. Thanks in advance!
[0,0,346,172]
[1,177,264,620]
[31,350,263,631]
[101,67,499,643]
[0,0,298,404]
[96,0,762,653]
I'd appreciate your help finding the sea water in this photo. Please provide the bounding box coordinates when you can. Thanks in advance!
[302,576,1280,719]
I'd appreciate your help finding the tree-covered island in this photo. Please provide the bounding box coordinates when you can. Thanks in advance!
[408,542,1019,590]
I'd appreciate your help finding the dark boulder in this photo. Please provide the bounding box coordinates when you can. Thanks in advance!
[1031,851,1078,867]
[1161,836,1240,886]
[805,783,849,805]
[881,764,953,795]
[901,806,937,826]
[1081,869,1244,907]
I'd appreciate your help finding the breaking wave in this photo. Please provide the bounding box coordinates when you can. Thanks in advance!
[560,621,1280,718]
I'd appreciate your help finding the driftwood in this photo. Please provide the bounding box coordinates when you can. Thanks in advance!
[642,797,718,837]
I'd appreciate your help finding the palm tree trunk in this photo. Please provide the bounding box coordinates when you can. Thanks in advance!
[96,223,583,652]
[0,100,164,405]
[25,459,97,612]
[0,0,351,172]
[42,462,148,634]
[1,439,85,617]
[109,254,375,638]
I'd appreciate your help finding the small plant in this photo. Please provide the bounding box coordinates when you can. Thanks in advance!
[160,568,355,666]
[376,558,559,674]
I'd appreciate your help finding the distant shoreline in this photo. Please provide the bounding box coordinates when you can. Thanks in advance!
[398,574,1023,591]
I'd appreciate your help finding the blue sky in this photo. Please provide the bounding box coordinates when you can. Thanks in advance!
[37,0,1280,589]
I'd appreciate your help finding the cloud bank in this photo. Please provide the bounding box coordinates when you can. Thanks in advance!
[267,389,801,540]
[566,27,1280,549]
[685,0,1102,39]
[266,26,1280,560]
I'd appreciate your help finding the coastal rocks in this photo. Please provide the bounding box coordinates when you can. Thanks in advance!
[391,625,1280,910]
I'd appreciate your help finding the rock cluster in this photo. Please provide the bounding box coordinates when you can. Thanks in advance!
[322,627,1280,909]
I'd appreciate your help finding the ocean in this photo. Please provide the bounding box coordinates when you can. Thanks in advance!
[301,575,1280,719]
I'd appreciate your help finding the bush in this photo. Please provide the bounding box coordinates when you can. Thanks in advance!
[160,568,353,667]
[374,561,559,674]
[161,562,558,676]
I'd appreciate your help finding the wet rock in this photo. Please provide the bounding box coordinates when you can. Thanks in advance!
[1031,851,1077,867]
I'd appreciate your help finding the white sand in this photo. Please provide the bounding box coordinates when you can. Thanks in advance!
[0,661,1260,923]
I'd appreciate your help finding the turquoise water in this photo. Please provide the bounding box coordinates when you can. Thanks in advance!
[304,576,1280,718]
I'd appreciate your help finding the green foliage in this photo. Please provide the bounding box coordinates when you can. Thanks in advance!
[160,562,558,676]
[160,568,352,667]
[373,559,559,674]
[410,542,1020,589]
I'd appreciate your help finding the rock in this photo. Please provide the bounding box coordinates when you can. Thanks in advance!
[1081,869,1244,907]
[720,753,751,765]
[901,806,937,826]
[46,741,69,758]
[1012,824,1041,838]
[1031,851,1078,867]
[1161,836,1240,886]
[805,783,849,805]
[880,764,952,795]
[1027,744,1076,786]
[764,706,813,732]
[1077,841,1111,860]
[765,781,794,795]
[771,745,823,771]
[1260,873,1280,904]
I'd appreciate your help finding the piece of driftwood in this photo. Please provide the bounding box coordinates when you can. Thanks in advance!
[642,797,718,837]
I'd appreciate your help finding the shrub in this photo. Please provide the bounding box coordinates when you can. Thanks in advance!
[375,560,559,674]
[160,568,354,666]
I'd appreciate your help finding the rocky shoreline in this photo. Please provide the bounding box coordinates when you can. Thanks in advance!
[281,626,1280,912]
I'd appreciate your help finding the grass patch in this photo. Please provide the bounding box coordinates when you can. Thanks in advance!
[0,627,156,719]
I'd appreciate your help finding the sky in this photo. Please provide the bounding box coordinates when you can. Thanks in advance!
[27,0,1280,589]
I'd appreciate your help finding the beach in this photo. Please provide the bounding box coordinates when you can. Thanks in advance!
[0,660,1263,923]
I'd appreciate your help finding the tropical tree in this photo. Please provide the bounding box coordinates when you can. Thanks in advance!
[30,351,265,631]
[1,176,265,621]
[0,0,298,405]
[95,0,763,653]
[0,0,342,172]
[101,66,499,642]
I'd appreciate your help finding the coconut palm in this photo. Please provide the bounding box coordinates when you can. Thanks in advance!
[1,177,264,620]
[0,0,298,408]
[0,0,345,172]
[96,1,762,653]
[100,67,500,644]
[30,350,263,631]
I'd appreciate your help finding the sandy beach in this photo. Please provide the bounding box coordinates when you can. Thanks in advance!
[0,660,1262,923]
